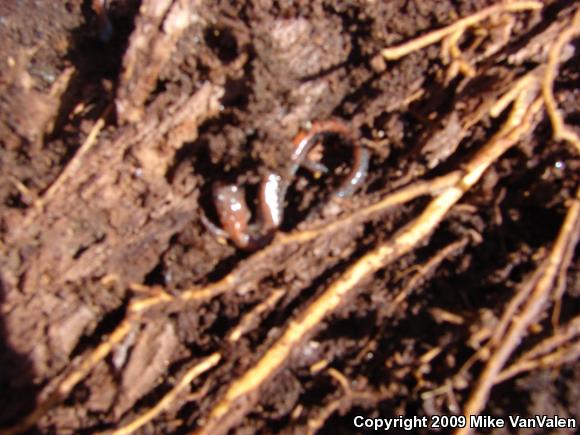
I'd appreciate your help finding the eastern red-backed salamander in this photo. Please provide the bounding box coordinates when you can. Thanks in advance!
[290,118,370,197]
[92,0,113,42]
[203,119,369,250]
[201,173,283,250]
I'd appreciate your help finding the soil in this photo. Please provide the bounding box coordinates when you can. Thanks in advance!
[0,0,579,434]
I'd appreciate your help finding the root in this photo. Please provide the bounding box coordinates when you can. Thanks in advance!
[306,368,352,435]
[305,368,390,435]
[0,319,134,435]
[393,237,470,306]
[227,289,286,343]
[177,171,462,303]
[456,186,580,435]
[112,353,221,435]
[34,105,110,212]
[496,316,580,383]
[542,8,580,153]
[381,1,542,61]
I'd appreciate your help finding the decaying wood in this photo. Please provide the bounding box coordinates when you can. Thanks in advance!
[116,0,205,124]
[0,77,222,392]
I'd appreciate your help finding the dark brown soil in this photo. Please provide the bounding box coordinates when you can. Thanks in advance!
[0,0,579,434]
